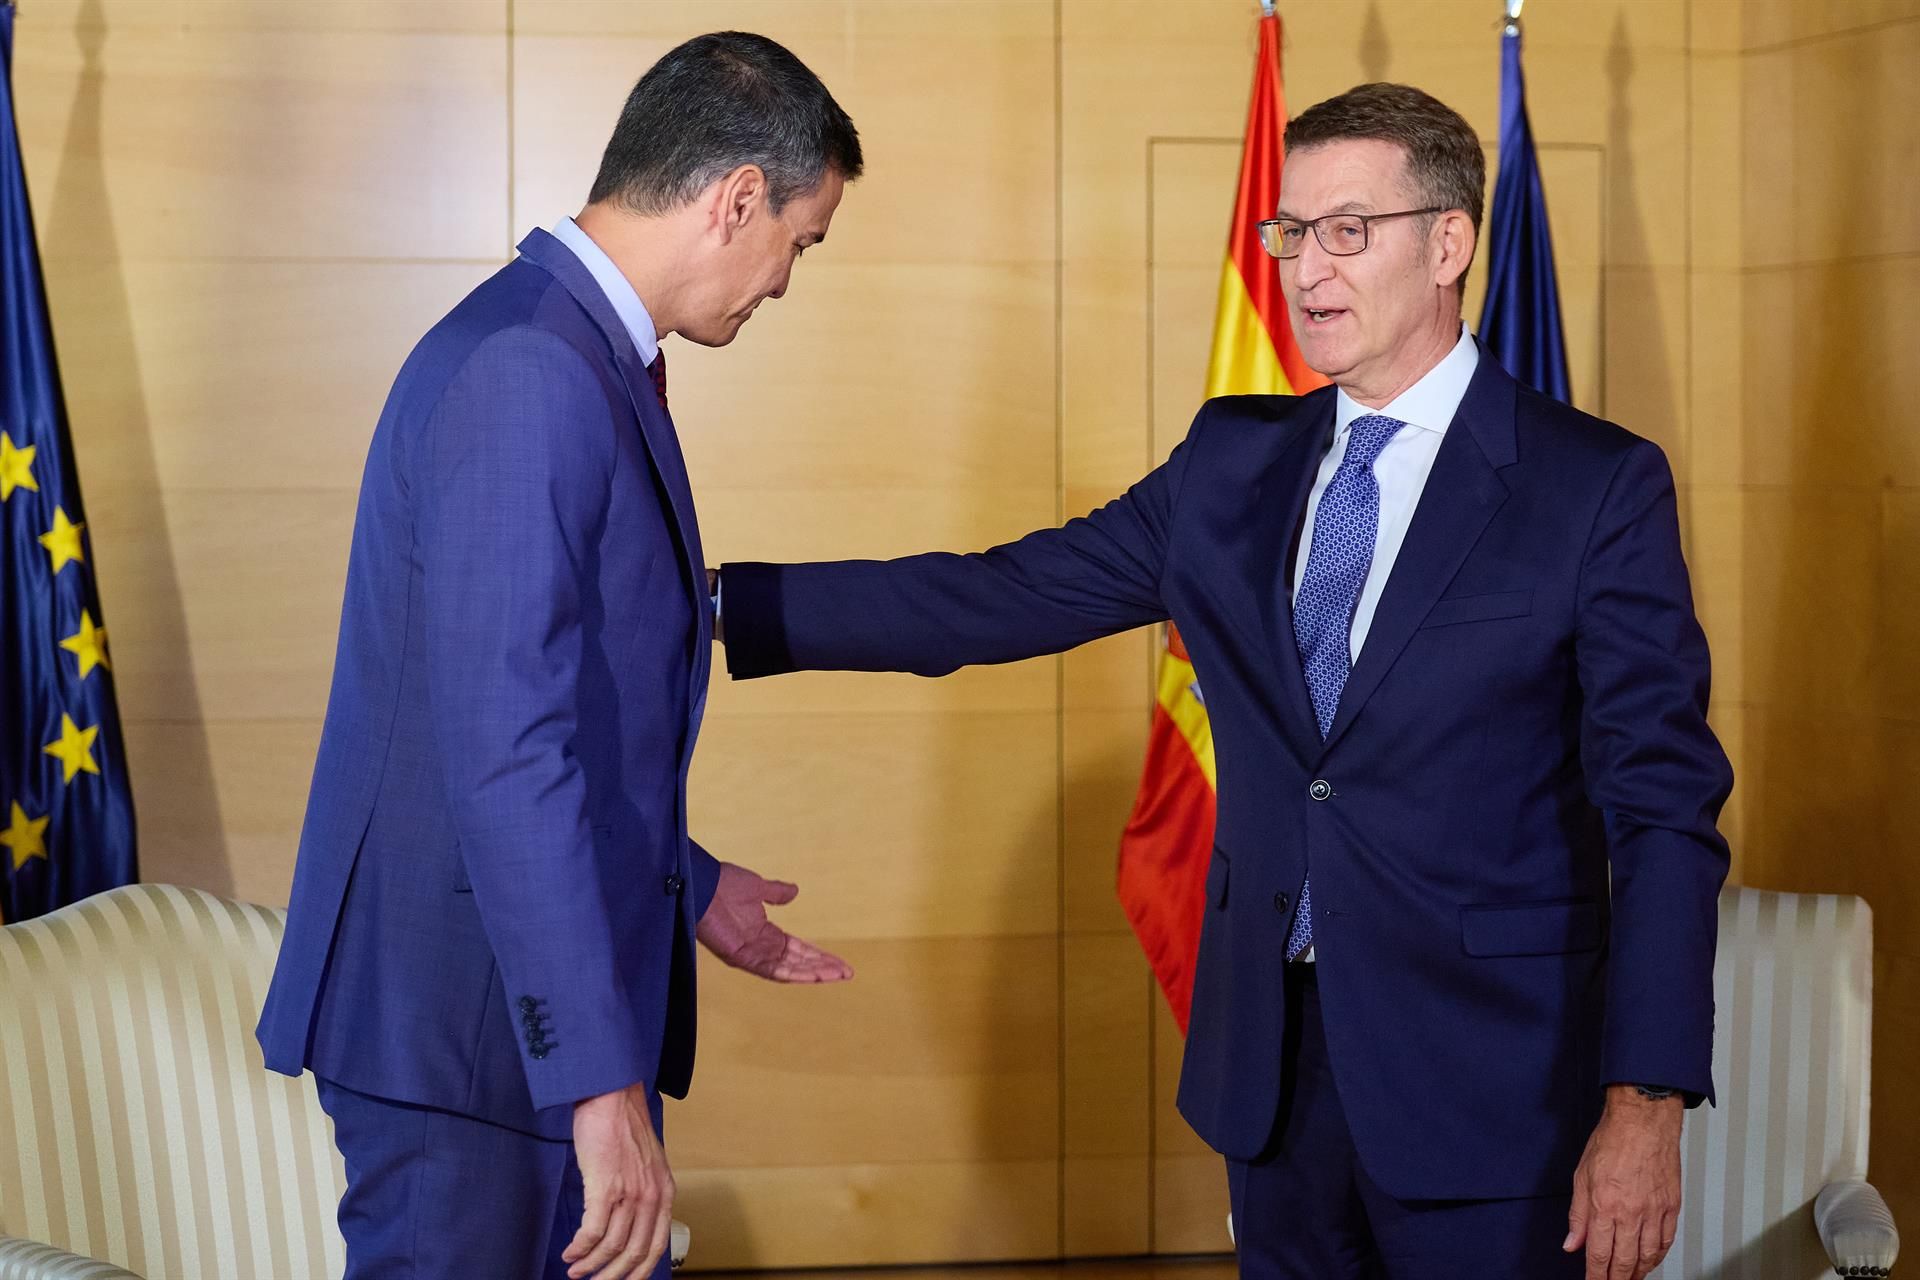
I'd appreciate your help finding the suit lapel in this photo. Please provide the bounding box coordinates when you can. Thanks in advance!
[514,234,710,621]
[1246,389,1336,762]
[628,363,714,697]
[1319,349,1519,753]
[514,230,712,694]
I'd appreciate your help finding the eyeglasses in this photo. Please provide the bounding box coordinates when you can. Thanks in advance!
[1257,208,1442,259]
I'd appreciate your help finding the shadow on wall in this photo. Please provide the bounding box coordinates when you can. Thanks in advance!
[44,0,228,892]
[1735,9,1916,1241]
[1359,0,1391,83]
[1603,16,1681,467]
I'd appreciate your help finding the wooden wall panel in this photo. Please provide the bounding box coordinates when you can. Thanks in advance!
[14,0,510,923]
[679,938,1060,1169]
[88,489,353,724]
[22,0,1911,1268]
[676,1159,1060,1271]
[1723,0,1920,1236]
[15,20,507,261]
[45,261,501,494]
[119,718,320,907]
[686,711,1059,942]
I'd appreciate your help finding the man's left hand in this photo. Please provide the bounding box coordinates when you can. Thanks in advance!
[1565,1084,1684,1280]
[696,862,853,983]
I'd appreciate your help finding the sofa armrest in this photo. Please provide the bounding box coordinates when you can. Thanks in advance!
[0,1223,677,1277]
[0,1235,144,1279]
[1816,1179,1900,1276]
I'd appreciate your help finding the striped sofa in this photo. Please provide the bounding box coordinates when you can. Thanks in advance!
[0,884,688,1279]
[1653,887,1898,1278]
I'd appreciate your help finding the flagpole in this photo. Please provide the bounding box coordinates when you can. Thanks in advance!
[1260,0,1275,17]
[1502,0,1524,35]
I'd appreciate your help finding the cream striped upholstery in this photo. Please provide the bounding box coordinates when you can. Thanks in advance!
[1654,886,1895,1278]
[0,1237,142,1279]
[0,885,347,1280]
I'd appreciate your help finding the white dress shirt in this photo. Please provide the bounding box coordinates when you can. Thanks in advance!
[1292,323,1480,662]
[549,216,660,366]
[1287,325,1477,964]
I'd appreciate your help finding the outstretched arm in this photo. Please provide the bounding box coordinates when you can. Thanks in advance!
[722,416,1206,680]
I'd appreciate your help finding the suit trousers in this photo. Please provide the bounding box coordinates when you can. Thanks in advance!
[1227,965,1584,1280]
[318,1077,670,1280]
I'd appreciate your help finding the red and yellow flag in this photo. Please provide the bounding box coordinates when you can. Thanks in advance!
[1116,8,1326,1032]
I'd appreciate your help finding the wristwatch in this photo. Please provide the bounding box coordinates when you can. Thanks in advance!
[1632,1083,1678,1101]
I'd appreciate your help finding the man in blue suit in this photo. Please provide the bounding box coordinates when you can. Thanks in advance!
[718,84,1731,1280]
[257,33,861,1280]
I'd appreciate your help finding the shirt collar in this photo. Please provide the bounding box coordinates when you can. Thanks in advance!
[549,215,660,367]
[1333,322,1479,437]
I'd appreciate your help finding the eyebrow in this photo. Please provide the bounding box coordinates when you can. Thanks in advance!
[1274,199,1377,219]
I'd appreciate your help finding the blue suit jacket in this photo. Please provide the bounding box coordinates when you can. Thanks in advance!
[721,352,1732,1199]
[258,230,720,1140]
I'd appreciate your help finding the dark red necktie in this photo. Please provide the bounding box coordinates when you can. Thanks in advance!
[646,350,668,414]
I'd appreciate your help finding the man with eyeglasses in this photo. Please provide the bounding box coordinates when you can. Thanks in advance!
[714,82,1730,1280]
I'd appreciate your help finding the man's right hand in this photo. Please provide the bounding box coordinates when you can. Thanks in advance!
[564,1082,674,1280]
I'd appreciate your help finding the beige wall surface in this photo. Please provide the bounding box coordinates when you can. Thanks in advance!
[12,0,1914,1266]
[1704,0,1920,1240]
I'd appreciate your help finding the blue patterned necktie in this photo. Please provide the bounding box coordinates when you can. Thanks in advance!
[1285,412,1406,960]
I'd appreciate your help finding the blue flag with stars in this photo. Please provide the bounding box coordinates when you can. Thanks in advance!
[0,4,136,923]
[1477,19,1572,404]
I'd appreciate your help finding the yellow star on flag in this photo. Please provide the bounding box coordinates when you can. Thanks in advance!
[0,431,36,501]
[60,610,111,680]
[43,714,101,784]
[1,802,50,871]
[39,506,86,574]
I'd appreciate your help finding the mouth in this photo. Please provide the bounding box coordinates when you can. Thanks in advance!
[1300,306,1347,326]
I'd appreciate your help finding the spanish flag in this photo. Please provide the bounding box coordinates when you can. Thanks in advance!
[1116,7,1324,1031]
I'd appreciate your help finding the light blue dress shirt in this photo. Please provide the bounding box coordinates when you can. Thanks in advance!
[549,215,660,367]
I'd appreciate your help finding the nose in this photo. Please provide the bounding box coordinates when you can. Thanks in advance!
[1290,236,1336,292]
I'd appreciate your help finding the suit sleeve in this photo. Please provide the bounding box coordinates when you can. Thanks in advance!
[1575,439,1733,1106]
[688,839,722,922]
[418,327,654,1110]
[722,406,1206,679]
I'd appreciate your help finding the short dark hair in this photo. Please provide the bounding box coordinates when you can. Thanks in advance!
[1285,81,1485,238]
[589,32,863,215]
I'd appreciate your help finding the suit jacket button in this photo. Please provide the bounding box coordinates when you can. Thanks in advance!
[1308,779,1332,801]
[664,874,686,895]
[1273,892,1290,915]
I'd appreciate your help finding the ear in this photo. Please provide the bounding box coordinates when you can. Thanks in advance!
[1433,210,1477,291]
[711,164,769,245]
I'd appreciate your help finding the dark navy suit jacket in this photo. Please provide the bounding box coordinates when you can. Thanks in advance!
[258,230,720,1141]
[722,352,1732,1199]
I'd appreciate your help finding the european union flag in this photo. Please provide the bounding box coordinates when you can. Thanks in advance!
[1478,16,1572,405]
[0,4,135,923]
